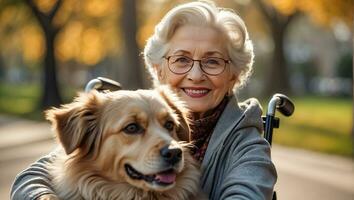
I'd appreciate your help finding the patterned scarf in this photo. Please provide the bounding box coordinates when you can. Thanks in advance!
[190,96,229,163]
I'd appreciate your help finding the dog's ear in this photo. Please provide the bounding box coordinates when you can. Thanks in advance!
[45,91,105,155]
[157,86,191,142]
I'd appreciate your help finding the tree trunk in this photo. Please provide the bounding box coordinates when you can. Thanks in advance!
[254,0,297,97]
[120,0,145,89]
[25,0,63,109]
[42,28,62,109]
[265,23,291,95]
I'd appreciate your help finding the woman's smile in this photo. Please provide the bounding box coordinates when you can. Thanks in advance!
[182,87,211,98]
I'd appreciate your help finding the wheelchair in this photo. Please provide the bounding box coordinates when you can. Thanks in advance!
[84,77,295,200]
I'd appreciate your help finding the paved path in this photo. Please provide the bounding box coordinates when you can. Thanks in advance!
[272,145,354,200]
[0,116,353,199]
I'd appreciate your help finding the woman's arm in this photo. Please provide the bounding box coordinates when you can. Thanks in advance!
[219,128,277,200]
[10,150,59,200]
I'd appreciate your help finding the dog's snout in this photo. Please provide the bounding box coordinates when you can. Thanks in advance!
[160,145,182,165]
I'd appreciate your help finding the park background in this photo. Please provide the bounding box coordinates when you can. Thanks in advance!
[0,0,352,156]
[0,0,352,199]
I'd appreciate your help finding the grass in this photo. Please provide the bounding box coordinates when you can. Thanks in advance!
[269,96,353,157]
[0,83,42,120]
[0,82,77,120]
[0,83,352,156]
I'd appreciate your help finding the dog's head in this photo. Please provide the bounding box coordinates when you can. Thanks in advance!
[46,87,192,191]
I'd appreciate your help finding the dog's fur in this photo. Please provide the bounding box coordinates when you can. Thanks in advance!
[44,87,202,200]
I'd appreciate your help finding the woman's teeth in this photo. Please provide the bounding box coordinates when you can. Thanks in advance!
[183,88,210,97]
[184,89,209,94]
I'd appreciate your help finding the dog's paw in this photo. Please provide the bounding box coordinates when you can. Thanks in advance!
[38,194,60,200]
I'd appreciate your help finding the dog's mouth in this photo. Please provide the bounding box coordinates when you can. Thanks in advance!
[124,164,177,186]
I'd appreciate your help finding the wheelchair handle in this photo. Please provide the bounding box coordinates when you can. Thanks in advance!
[264,93,295,146]
[267,93,294,117]
[85,77,122,92]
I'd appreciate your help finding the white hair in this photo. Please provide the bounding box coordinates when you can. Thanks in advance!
[143,1,254,90]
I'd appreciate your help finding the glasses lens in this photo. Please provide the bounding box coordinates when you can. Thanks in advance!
[201,57,226,75]
[168,56,193,74]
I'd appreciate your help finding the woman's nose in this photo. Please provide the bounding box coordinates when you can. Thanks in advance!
[186,61,205,82]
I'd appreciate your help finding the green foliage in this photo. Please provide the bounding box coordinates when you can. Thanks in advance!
[271,96,353,157]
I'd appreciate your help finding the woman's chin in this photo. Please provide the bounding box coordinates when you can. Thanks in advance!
[178,91,219,117]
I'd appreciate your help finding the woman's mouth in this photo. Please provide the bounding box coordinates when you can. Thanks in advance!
[182,88,210,98]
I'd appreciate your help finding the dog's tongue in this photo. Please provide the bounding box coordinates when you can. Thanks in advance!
[155,172,176,184]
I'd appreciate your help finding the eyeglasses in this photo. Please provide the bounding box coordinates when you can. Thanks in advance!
[163,55,231,76]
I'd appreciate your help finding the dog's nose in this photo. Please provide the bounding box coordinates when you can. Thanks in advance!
[160,145,182,165]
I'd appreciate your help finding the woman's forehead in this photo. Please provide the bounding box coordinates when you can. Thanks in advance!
[167,25,228,56]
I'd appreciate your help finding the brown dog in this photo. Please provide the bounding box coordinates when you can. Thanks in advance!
[43,87,203,200]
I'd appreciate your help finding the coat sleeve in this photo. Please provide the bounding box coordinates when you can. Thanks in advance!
[10,151,58,200]
[219,127,277,200]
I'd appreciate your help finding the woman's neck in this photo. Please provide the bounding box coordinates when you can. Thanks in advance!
[191,96,230,120]
[191,109,215,120]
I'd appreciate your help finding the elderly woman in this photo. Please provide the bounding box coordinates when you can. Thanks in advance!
[143,1,276,199]
[11,1,276,200]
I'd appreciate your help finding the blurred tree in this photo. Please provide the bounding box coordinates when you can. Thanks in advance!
[120,0,144,89]
[267,0,353,27]
[55,0,120,66]
[0,0,123,108]
[285,0,354,154]
[254,0,299,96]
[25,0,63,109]
[253,0,352,96]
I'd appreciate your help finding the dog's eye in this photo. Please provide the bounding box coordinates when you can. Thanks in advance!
[123,123,143,134]
[164,121,175,131]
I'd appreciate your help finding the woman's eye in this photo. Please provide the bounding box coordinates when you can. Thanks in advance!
[175,57,190,63]
[123,123,143,134]
[205,58,220,65]
[164,121,175,131]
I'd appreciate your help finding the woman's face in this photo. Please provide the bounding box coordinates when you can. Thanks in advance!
[157,25,237,117]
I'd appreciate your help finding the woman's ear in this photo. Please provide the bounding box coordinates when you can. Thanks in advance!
[229,65,239,81]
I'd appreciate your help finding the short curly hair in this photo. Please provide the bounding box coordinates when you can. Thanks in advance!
[143,1,254,90]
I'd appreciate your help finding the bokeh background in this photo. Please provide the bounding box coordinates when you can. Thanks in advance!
[0,0,353,199]
[1,0,352,156]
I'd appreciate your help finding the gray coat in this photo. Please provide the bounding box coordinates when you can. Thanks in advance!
[10,96,277,200]
[200,96,277,200]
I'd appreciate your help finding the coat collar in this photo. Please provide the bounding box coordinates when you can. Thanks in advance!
[201,95,244,168]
